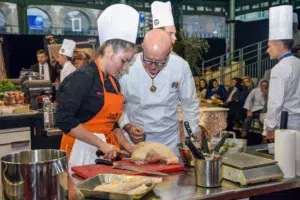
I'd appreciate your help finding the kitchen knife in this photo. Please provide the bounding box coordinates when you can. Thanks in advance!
[96,150,122,161]
[184,121,197,140]
[201,131,210,154]
[185,139,206,160]
[95,158,113,166]
[113,162,168,176]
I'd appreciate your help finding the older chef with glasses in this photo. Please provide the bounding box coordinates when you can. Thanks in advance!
[119,5,200,157]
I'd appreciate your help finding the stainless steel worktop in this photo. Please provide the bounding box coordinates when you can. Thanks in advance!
[2,144,300,200]
[69,167,300,200]
[69,144,300,200]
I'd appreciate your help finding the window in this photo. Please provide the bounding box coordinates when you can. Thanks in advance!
[0,11,5,33]
[64,11,90,35]
[27,8,51,34]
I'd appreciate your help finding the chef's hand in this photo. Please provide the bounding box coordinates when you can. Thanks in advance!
[98,142,125,159]
[124,123,144,144]
[264,129,275,143]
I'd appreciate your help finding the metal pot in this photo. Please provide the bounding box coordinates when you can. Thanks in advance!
[19,70,40,83]
[1,149,68,200]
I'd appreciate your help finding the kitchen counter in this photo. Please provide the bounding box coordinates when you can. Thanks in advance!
[68,168,300,200]
[68,144,300,200]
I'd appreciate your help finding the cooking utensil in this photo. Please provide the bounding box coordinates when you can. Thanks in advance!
[1,149,68,200]
[96,150,122,161]
[95,158,114,166]
[195,157,222,187]
[201,130,210,154]
[113,162,168,176]
[214,133,231,153]
[185,139,205,160]
[184,121,197,140]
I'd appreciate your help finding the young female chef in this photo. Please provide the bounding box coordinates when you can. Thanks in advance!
[55,4,140,168]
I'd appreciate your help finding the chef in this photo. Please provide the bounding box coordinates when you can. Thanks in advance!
[264,5,300,140]
[151,1,177,47]
[57,39,76,82]
[55,4,139,168]
[119,28,200,156]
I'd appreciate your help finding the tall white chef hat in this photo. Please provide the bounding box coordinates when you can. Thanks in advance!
[269,5,293,40]
[151,1,174,29]
[97,4,139,46]
[59,39,76,58]
[294,13,298,23]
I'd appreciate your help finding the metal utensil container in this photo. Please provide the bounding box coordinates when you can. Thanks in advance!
[1,149,68,200]
[195,158,222,188]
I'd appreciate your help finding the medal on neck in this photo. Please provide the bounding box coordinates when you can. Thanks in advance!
[150,80,157,92]
[143,64,160,93]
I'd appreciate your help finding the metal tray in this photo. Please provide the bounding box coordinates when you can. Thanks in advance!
[0,109,38,118]
[76,174,158,200]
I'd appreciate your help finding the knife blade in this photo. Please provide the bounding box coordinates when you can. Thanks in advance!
[113,162,168,176]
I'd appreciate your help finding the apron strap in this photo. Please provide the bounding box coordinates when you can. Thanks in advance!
[94,59,120,94]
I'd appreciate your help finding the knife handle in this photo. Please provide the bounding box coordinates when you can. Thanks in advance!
[214,133,231,153]
[95,159,113,166]
[96,150,122,161]
[184,121,196,140]
[185,139,205,160]
[201,131,210,154]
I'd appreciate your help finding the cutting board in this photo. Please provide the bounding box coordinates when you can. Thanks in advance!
[72,160,184,179]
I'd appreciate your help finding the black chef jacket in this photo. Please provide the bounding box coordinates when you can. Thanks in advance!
[55,61,121,133]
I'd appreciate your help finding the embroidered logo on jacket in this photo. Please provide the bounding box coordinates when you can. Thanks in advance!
[171,81,179,89]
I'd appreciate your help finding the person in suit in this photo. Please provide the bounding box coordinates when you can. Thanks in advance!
[30,49,58,83]
[224,77,243,131]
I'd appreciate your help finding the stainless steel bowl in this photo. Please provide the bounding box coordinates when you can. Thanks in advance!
[1,149,68,200]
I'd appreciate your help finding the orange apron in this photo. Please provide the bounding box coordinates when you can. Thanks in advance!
[60,59,124,157]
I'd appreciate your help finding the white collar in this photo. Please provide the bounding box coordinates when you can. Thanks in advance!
[39,62,48,67]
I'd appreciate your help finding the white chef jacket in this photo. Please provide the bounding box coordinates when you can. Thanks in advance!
[265,55,300,131]
[244,87,266,112]
[119,53,200,154]
[60,61,76,83]
[39,63,50,81]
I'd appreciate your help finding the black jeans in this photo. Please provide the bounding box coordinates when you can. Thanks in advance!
[242,109,262,134]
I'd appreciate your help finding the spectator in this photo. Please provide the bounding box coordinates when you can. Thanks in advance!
[206,79,227,102]
[224,78,243,130]
[199,79,208,99]
[241,76,255,120]
[241,80,268,138]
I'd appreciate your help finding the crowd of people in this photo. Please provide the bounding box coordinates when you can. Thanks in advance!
[198,76,269,138]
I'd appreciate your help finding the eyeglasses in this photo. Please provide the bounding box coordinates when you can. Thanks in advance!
[142,52,169,68]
